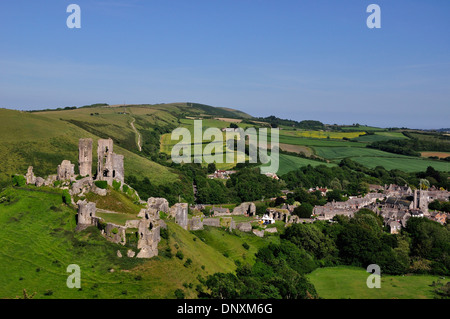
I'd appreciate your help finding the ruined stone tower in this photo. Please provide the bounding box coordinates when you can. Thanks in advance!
[77,200,97,225]
[97,138,124,185]
[78,138,93,177]
[57,160,75,181]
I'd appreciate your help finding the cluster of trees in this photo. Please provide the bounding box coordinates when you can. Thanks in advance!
[125,174,194,206]
[282,159,450,192]
[200,208,449,299]
[198,241,318,299]
[251,116,324,130]
[429,200,450,213]
[126,165,281,206]
[368,132,450,156]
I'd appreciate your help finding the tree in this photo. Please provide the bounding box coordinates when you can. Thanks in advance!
[293,203,313,218]
[283,224,338,262]
[207,163,216,174]
[204,273,241,299]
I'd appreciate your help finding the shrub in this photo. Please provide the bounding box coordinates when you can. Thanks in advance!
[62,190,71,205]
[12,175,26,187]
[94,180,108,189]
[162,247,173,259]
[122,184,129,193]
[44,290,53,296]
[159,211,168,219]
[242,242,250,250]
[112,180,121,191]
[53,180,62,187]
[160,228,169,240]
[111,228,118,235]
[184,258,192,267]
[174,289,185,299]
[176,250,184,260]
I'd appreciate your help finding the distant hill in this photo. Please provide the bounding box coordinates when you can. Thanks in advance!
[0,102,253,189]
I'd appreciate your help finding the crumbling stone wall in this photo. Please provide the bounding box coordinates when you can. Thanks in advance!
[57,160,75,181]
[232,202,256,216]
[105,223,126,245]
[202,218,221,227]
[170,203,188,230]
[236,222,252,232]
[188,217,204,231]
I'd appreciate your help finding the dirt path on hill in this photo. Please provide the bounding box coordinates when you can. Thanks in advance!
[129,117,142,152]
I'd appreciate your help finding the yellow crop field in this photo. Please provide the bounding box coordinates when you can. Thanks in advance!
[285,130,366,140]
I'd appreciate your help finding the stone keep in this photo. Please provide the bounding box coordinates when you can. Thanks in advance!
[97,138,124,185]
[77,200,97,225]
[79,138,93,177]
[57,160,75,181]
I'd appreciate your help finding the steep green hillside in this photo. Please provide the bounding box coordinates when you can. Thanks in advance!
[0,187,239,299]
[0,108,178,188]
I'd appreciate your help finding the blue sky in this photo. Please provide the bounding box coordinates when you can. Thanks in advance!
[0,0,449,129]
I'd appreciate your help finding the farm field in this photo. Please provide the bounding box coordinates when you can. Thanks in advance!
[308,266,445,299]
[279,143,314,156]
[278,134,364,148]
[421,152,450,159]
[352,156,450,172]
[353,132,409,143]
[262,153,336,176]
[313,146,406,160]
[282,130,366,140]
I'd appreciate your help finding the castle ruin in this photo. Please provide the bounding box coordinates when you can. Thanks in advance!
[79,138,93,177]
[97,138,124,186]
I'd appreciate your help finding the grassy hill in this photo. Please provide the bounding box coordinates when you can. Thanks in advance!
[0,186,241,299]
[0,107,179,188]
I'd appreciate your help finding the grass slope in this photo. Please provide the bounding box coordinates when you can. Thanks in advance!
[0,187,243,299]
[0,108,178,187]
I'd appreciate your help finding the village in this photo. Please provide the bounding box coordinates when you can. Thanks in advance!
[21,137,450,261]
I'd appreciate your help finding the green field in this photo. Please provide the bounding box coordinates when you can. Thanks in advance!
[353,132,409,143]
[352,156,450,172]
[308,266,445,299]
[313,146,406,160]
[278,134,364,148]
[262,153,336,176]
